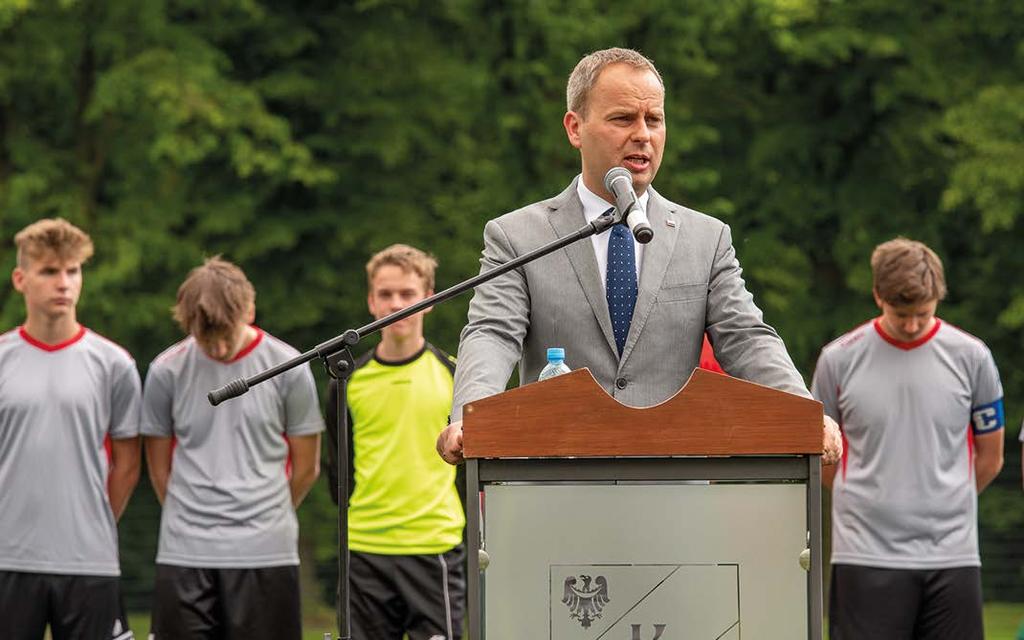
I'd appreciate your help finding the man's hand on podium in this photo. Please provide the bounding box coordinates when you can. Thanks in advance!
[437,420,464,465]
[822,415,842,465]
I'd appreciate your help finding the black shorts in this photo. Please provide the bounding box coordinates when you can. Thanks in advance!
[150,564,300,640]
[0,570,132,640]
[349,545,466,640]
[829,564,983,640]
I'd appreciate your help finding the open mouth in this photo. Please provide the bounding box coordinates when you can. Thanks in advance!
[622,155,650,172]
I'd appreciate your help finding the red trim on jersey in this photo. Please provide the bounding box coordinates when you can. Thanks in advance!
[941,320,989,350]
[840,429,849,482]
[284,433,293,478]
[227,327,263,363]
[873,317,941,350]
[966,424,974,474]
[88,328,135,360]
[699,334,725,374]
[154,339,191,365]
[105,435,112,492]
[19,324,87,352]
[831,319,873,351]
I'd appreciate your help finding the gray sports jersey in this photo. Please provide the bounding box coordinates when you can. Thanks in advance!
[812,319,1004,569]
[0,326,141,576]
[142,329,324,568]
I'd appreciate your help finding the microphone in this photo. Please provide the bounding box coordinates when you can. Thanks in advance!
[603,166,654,244]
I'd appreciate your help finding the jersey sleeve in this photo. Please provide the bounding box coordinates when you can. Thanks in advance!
[108,355,143,439]
[141,362,175,438]
[282,363,326,437]
[969,345,1004,435]
[810,348,841,424]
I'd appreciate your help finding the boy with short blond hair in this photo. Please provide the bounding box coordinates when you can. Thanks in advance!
[365,242,438,290]
[143,256,324,640]
[813,237,1003,640]
[14,217,95,266]
[326,243,465,640]
[0,217,141,640]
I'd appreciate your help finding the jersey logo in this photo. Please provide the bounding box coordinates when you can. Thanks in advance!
[971,398,1005,434]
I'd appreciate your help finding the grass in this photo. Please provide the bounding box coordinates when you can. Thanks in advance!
[982,602,1024,640]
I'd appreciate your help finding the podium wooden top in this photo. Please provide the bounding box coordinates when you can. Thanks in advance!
[462,368,823,458]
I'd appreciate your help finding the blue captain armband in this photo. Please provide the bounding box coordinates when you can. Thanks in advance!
[971,398,1005,434]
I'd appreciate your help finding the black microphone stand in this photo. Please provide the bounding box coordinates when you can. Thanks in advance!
[207,212,619,639]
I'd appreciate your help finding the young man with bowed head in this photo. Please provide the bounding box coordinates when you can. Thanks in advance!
[0,218,142,640]
[812,238,1004,640]
[142,257,324,640]
[325,244,465,640]
[437,47,842,465]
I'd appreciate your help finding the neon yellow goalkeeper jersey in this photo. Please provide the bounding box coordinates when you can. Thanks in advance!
[346,343,464,554]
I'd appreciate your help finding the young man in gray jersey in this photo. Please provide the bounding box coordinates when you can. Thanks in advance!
[142,257,324,640]
[0,218,142,640]
[812,238,1004,640]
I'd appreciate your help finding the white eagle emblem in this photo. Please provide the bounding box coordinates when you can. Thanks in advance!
[562,574,610,628]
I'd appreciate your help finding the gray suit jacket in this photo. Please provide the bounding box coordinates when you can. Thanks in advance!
[451,178,809,420]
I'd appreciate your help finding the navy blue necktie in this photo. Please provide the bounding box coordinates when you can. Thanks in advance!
[606,221,637,356]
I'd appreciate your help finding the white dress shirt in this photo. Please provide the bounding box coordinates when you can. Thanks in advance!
[576,175,648,290]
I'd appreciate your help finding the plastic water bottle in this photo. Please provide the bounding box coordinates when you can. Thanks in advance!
[538,347,571,381]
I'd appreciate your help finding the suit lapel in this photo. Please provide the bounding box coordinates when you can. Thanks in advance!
[620,188,679,363]
[547,180,618,356]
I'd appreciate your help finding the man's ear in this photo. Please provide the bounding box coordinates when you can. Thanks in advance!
[11,267,24,294]
[564,111,584,149]
[872,289,883,310]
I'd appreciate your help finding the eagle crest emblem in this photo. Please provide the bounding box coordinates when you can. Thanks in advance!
[562,574,610,628]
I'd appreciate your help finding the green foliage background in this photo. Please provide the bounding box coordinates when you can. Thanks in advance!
[1,0,1022,609]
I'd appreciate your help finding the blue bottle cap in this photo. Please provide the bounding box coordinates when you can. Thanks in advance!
[546,347,565,361]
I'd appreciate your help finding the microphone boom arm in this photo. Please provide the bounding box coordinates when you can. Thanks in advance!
[207,211,617,406]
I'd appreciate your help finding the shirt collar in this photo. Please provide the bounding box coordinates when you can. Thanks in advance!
[576,174,650,223]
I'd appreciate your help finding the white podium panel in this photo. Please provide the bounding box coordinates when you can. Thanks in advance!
[482,483,807,639]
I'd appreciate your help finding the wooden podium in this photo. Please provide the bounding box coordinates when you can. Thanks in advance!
[462,368,824,639]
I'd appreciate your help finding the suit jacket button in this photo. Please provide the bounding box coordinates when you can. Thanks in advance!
[615,377,627,390]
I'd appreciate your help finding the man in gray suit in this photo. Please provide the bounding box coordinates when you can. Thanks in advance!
[437,47,841,464]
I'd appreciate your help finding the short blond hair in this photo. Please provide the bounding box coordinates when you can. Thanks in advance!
[871,237,947,306]
[14,218,94,267]
[366,244,437,291]
[566,47,664,116]
[173,256,256,341]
